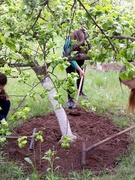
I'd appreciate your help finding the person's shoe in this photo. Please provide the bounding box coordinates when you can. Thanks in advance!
[79,92,88,99]
[67,98,74,109]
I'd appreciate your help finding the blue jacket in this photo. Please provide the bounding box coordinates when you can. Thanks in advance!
[63,36,78,68]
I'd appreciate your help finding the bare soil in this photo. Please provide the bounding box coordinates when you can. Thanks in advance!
[2,63,132,177]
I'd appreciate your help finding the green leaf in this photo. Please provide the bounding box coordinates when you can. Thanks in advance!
[0,34,6,44]
[24,157,33,165]
[6,41,16,51]
[119,62,135,80]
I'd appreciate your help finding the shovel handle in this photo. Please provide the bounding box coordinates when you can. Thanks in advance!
[75,75,84,103]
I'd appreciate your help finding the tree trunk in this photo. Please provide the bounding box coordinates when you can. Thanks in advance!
[43,77,77,140]
[96,62,102,70]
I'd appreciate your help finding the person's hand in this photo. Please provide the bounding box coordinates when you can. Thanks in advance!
[76,65,85,78]
[5,93,10,100]
[79,69,84,78]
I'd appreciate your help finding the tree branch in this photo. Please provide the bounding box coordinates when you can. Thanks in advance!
[39,0,49,6]
[64,40,87,56]
[77,0,118,53]
[25,8,42,34]
[111,36,135,41]
[66,53,90,61]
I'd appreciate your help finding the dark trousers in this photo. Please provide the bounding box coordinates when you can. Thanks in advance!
[66,60,84,99]
[0,99,10,120]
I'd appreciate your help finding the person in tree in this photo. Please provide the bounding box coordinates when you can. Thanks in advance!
[119,63,135,114]
[0,72,10,121]
[63,28,89,108]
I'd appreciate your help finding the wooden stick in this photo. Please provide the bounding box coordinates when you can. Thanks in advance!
[81,124,135,166]
[81,142,86,167]
[74,75,84,108]
[85,124,135,152]
[0,128,37,150]
[0,135,32,139]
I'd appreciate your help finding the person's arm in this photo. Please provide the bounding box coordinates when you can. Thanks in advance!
[63,36,84,77]
[70,60,78,69]
[76,65,84,77]
[70,60,84,77]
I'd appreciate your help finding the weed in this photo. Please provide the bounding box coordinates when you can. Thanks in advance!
[42,149,61,179]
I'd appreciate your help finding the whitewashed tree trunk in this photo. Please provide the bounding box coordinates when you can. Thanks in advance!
[96,62,103,70]
[43,77,77,140]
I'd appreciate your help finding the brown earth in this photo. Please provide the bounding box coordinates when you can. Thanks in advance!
[3,108,131,177]
[2,63,132,177]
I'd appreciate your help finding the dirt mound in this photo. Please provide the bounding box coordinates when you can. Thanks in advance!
[3,107,131,177]
[102,63,122,71]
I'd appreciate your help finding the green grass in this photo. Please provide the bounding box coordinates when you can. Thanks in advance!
[2,64,135,179]
[0,151,25,179]
[6,69,53,121]
[84,68,129,114]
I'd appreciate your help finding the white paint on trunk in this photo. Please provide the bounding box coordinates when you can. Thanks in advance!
[43,77,77,140]
[96,62,102,70]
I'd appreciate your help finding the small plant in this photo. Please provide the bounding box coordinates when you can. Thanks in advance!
[42,149,60,179]
[0,119,12,144]
[60,135,72,148]
[80,99,91,109]
[17,130,44,179]
[34,131,44,166]
[24,131,44,179]
[24,157,40,178]
[17,136,28,148]
[9,107,31,122]
[69,170,93,180]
